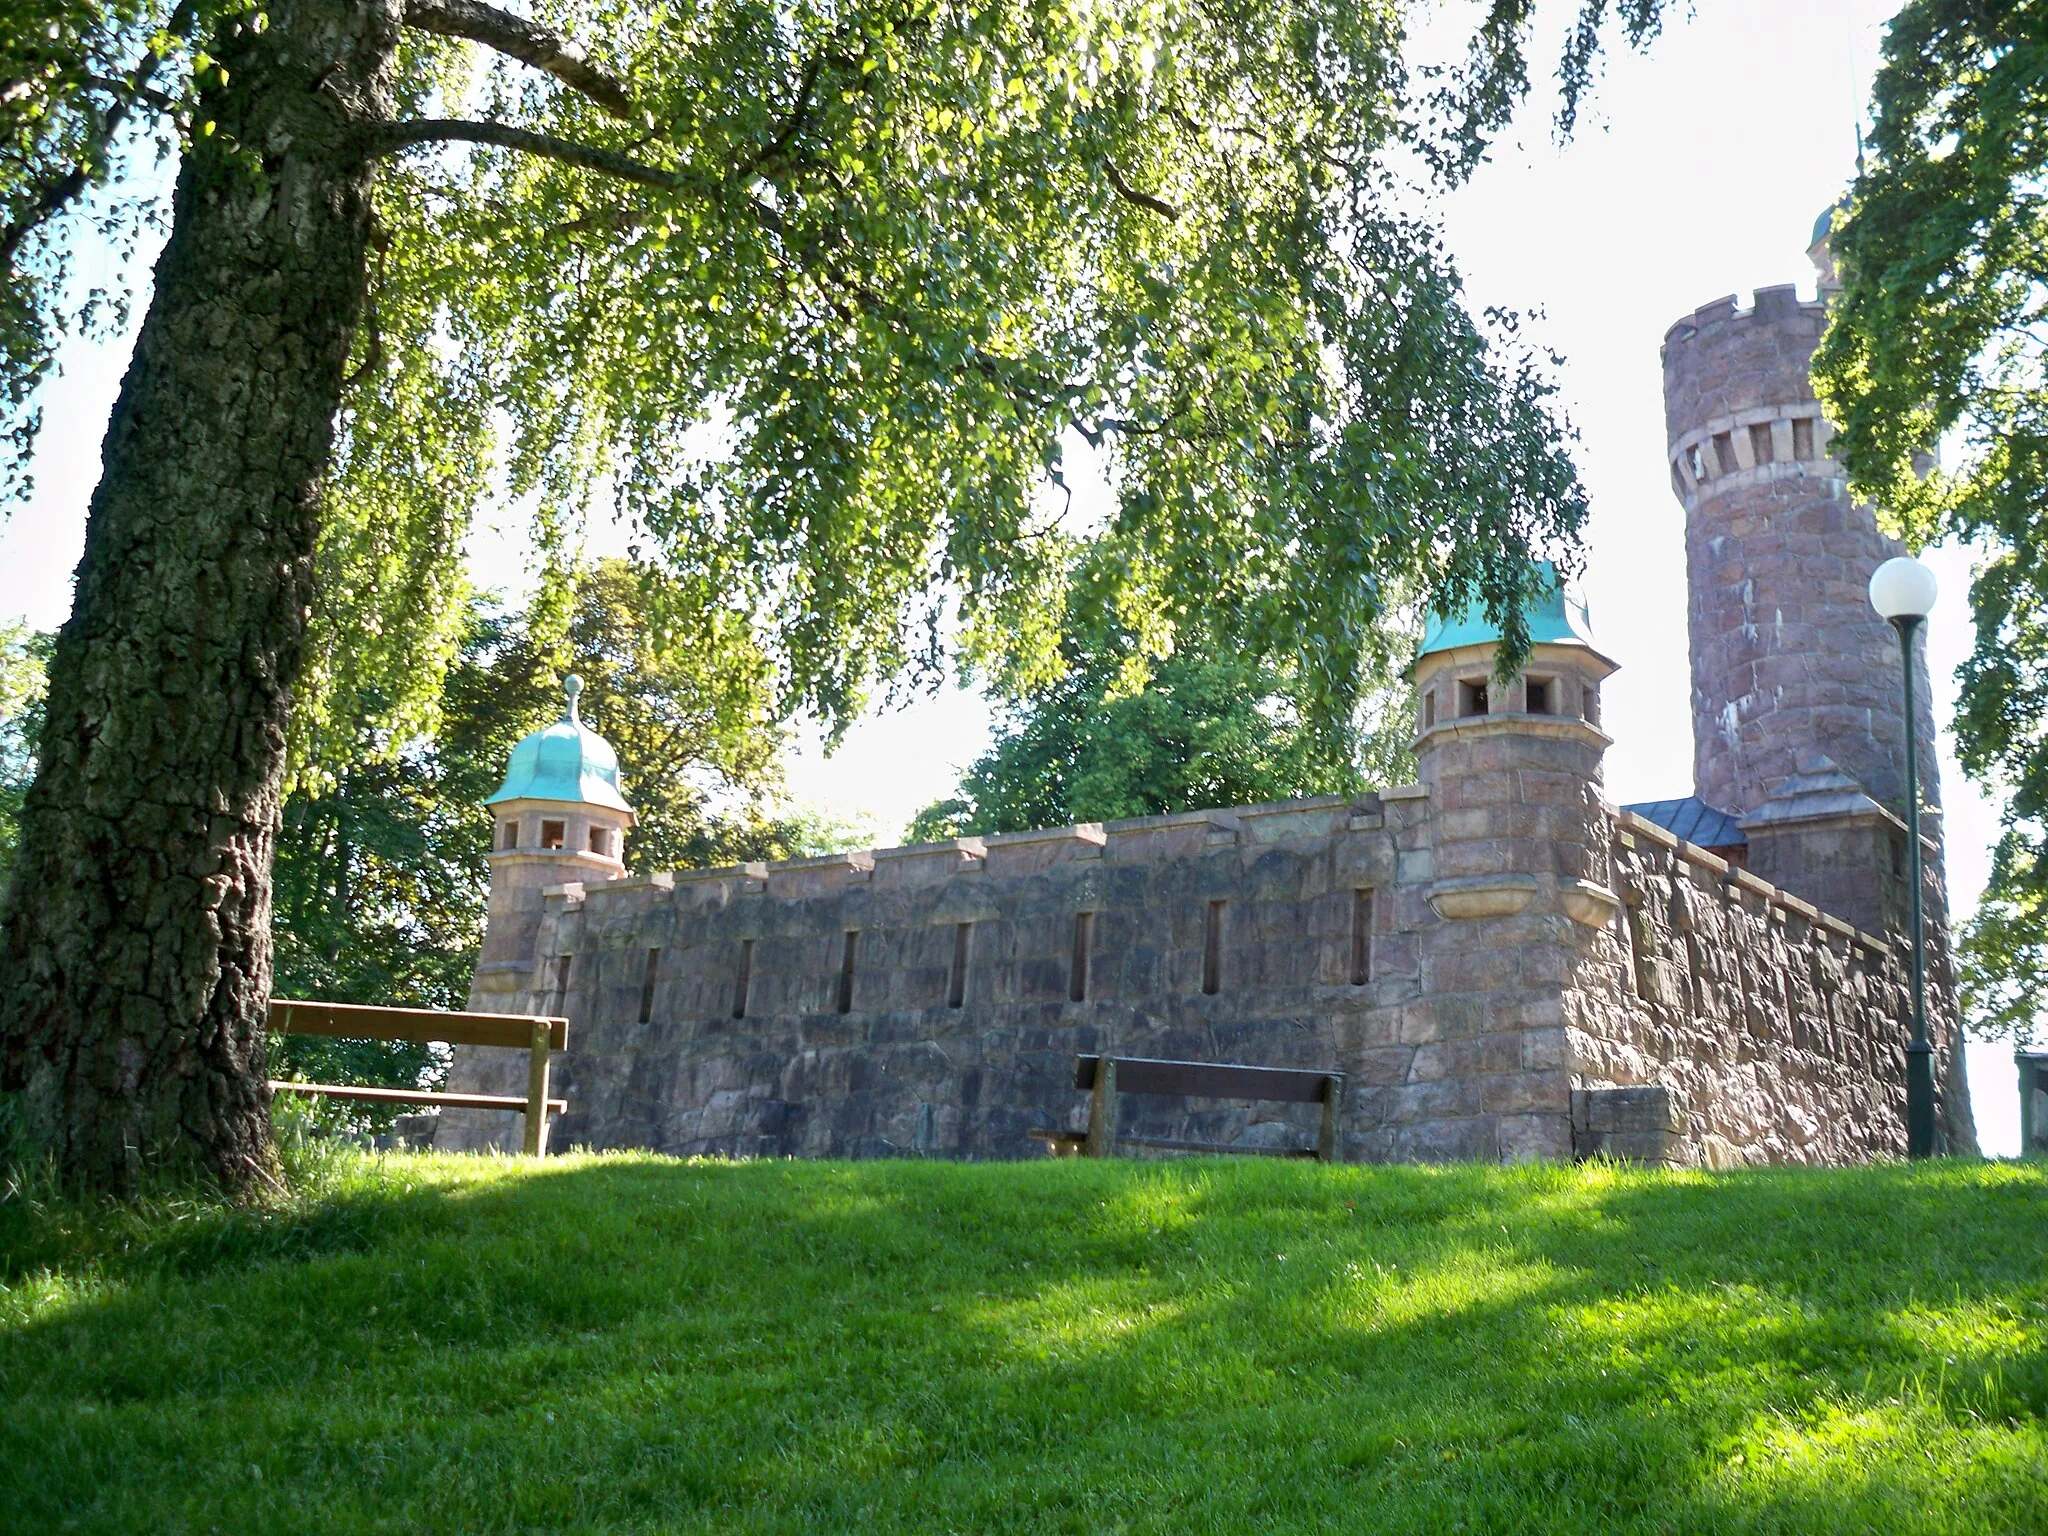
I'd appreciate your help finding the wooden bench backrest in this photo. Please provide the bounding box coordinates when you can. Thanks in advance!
[1073,1055,1336,1104]
[270,999,568,1052]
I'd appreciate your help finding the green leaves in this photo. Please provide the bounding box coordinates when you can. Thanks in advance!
[1808,0,2048,1044]
[1,0,1669,812]
[342,0,1594,739]
[913,582,1416,838]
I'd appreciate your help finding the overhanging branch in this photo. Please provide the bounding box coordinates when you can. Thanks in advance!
[1102,159,1179,222]
[403,0,638,123]
[371,118,686,190]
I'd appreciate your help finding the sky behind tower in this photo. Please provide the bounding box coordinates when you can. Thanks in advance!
[0,0,2017,1147]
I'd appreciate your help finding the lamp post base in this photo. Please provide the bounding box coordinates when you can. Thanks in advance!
[1907,1040,1937,1159]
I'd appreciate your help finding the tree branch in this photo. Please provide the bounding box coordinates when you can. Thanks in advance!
[403,0,638,123]
[1102,158,1179,221]
[1,1,194,266]
[370,118,688,190]
[737,51,825,180]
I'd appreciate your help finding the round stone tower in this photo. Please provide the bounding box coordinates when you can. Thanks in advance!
[1659,234,1941,837]
[1663,224,1973,1155]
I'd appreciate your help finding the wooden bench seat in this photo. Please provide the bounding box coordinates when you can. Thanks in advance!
[1040,1055,1346,1161]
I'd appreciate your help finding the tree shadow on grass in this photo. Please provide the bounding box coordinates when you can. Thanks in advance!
[2,1154,2043,1535]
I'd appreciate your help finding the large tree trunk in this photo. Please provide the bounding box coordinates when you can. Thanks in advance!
[0,0,399,1194]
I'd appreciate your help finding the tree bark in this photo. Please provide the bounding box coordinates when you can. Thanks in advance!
[0,0,399,1194]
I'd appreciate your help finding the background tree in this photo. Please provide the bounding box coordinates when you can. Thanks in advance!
[1809,0,2048,1046]
[911,578,1414,838]
[1,0,1679,1191]
[0,623,51,889]
[272,557,862,1093]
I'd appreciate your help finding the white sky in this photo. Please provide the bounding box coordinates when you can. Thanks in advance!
[0,0,2024,1151]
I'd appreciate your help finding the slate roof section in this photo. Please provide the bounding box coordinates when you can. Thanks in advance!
[1621,796,1747,850]
[1738,752,1898,831]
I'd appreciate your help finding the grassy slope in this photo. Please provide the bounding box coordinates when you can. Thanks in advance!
[2,1153,2044,1535]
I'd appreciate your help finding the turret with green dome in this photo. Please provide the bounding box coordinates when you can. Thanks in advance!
[486,675,632,815]
[465,675,637,1028]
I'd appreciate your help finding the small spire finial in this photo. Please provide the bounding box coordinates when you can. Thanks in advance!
[563,673,583,722]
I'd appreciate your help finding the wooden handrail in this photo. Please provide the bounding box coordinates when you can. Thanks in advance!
[269,999,567,1051]
[268,999,568,1156]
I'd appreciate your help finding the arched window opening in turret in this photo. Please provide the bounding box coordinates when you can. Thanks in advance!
[541,820,565,850]
[1460,679,1489,717]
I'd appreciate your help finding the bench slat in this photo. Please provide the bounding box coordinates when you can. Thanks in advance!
[1115,1134,1319,1158]
[270,1000,567,1051]
[269,1082,566,1114]
[1073,1055,1336,1104]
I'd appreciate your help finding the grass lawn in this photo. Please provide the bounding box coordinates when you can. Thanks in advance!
[2,1151,2044,1534]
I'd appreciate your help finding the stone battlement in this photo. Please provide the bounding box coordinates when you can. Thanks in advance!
[1660,283,1828,351]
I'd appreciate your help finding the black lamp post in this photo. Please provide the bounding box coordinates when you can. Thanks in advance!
[1869,554,1939,1159]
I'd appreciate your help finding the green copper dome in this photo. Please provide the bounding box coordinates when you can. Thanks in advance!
[484,676,632,813]
[1415,561,1603,663]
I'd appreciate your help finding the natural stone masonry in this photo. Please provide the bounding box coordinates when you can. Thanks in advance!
[1662,283,1941,826]
[439,574,1956,1164]
[1659,223,1970,1152]
[435,221,1977,1166]
[439,784,1937,1166]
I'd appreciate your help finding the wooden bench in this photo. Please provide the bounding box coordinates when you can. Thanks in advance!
[1031,1055,1346,1161]
[268,1000,569,1156]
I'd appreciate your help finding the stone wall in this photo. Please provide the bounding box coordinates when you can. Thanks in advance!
[1565,809,1936,1165]
[440,785,1943,1168]
[442,786,1600,1164]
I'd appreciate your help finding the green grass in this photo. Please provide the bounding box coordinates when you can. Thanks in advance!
[3,1152,2044,1534]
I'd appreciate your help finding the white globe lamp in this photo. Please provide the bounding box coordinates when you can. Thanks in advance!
[1869,556,1938,621]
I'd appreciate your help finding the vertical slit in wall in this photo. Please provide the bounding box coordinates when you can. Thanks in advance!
[1749,421,1774,465]
[949,922,971,1008]
[1202,901,1225,995]
[1617,898,1639,998]
[1069,912,1093,1002]
[1351,889,1373,986]
[1792,417,1815,460]
[838,930,858,1015]
[639,947,660,1024]
[553,955,573,1016]
[732,938,754,1020]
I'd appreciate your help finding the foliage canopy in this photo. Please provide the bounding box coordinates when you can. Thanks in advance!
[1810,0,2048,1043]
[1,0,1696,769]
[910,584,1414,839]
